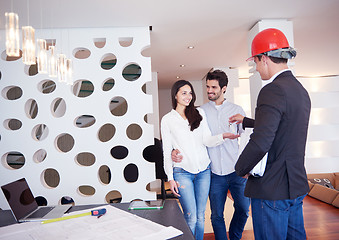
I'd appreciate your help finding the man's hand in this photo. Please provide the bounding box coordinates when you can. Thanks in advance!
[169,180,181,197]
[243,173,250,179]
[171,149,183,163]
[229,114,244,124]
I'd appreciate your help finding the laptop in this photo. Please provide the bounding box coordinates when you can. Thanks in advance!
[1,178,71,222]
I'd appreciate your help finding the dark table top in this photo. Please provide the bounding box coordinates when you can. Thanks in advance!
[0,199,194,240]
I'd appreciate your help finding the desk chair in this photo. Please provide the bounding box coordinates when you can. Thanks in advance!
[143,138,176,200]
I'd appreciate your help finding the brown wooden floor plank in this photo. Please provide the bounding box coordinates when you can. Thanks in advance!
[204,195,339,240]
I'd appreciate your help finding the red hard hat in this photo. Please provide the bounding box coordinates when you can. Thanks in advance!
[249,28,290,60]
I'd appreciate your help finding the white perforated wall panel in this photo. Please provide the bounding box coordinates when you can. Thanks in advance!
[0,27,156,209]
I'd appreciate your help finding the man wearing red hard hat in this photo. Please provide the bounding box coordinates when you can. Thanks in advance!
[230,28,311,239]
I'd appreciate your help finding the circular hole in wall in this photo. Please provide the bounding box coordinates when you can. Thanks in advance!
[3,118,22,130]
[38,79,56,94]
[61,196,75,205]
[110,146,128,160]
[78,185,96,196]
[141,46,151,57]
[124,163,139,183]
[1,50,22,61]
[72,80,94,98]
[56,133,75,153]
[101,53,117,70]
[94,38,106,48]
[110,96,127,116]
[32,124,49,141]
[142,83,147,94]
[24,63,38,76]
[35,196,48,206]
[105,190,122,203]
[102,78,115,91]
[25,99,38,119]
[42,168,60,188]
[118,37,133,47]
[51,98,66,118]
[2,86,23,100]
[33,149,47,163]
[146,180,157,193]
[73,47,91,59]
[2,151,25,169]
[98,123,116,142]
[122,63,141,81]
[144,114,149,123]
[75,115,96,128]
[142,138,163,163]
[126,123,142,140]
[98,165,111,184]
[75,152,96,166]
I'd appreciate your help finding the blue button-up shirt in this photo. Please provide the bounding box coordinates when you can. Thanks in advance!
[200,100,245,175]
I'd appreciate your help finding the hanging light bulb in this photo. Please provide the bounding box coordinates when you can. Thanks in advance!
[48,45,57,77]
[5,12,20,57]
[37,39,48,73]
[22,26,36,65]
[65,58,73,85]
[57,54,66,83]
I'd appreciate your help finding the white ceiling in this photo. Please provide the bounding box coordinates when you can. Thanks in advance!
[1,0,339,88]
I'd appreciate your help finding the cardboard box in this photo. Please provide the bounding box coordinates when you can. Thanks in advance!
[307,173,339,208]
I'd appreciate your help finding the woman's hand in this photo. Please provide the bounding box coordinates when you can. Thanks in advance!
[222,132,240,139]
[169,180,181,197]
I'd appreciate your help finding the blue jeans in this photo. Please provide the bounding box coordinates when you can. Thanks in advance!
[173,166,211,240]
[209,172,250,240]
[251,194,307,240]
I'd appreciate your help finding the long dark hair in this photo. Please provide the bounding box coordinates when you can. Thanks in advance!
[171,80,202,131]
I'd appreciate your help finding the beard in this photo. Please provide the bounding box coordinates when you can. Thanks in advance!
[207,93,220,101]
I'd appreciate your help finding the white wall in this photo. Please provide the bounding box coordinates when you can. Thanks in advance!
[300,76,339,173]
[158,88,172,127]
[146,72,160,139]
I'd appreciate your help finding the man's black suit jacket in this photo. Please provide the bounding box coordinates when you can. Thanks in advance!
[235,70,311,200]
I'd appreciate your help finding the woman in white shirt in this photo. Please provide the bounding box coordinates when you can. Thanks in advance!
[161,80,238,240]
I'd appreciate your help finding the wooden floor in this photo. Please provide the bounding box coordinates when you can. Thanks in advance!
[204,195,339,240]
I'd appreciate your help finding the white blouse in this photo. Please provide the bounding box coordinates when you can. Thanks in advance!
[161,108,224,181]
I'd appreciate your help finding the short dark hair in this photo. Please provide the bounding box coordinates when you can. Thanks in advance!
[257,54,288,64]
[206,70,228,89]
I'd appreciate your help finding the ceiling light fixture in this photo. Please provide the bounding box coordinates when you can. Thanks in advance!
[22,26,36,65]
[180,64,185,67]
[36,0,47,73]
[48,45,57,77]
[37,39,48,73]
[57,54,66,83]
[22,0,35,65]
[176,76,180,79]
[187,46,194,49]
[65,58,73,85]
[5,12,20,57]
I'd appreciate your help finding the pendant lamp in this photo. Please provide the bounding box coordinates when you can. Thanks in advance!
[22,26,36,65]
[37,39,48,73]
[5,12,20,57]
